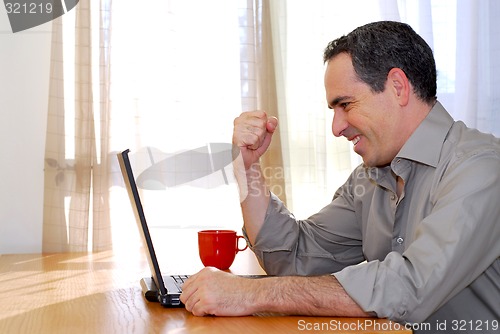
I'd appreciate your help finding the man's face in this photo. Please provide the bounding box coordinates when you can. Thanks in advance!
[324,53,405,167]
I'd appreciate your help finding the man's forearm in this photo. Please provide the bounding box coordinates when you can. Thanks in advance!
[253,274,373,317]
[233,157,271,245]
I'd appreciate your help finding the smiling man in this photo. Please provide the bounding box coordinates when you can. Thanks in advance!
[180,21,500,333]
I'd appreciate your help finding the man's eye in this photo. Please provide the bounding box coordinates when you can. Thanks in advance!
[341,102,350,109]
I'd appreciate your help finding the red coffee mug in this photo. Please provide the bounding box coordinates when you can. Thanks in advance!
[198,230,248,270]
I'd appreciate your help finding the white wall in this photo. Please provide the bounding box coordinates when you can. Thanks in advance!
[0,9,52,253]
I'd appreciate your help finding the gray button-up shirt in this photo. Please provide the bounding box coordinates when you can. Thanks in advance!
[247,102,500,330]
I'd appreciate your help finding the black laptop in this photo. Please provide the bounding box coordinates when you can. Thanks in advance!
[117,149,190,307]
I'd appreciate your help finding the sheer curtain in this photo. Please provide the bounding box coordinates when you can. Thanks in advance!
[107,0,246,252]
[42,0,500,252]
[43,0,112,252]
[454,0,500,136]
[43,0,270,252]
[240,0,287,204]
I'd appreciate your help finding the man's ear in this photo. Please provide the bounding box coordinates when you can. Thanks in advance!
[387,68,410,106]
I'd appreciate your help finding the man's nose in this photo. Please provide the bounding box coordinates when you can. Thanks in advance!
[332,109,348,137]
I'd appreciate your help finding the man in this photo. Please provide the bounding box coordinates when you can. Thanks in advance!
[181,21,500,331]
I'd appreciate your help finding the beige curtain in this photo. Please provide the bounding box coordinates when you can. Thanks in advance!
[241,0,287,205]
[43,1,112,252]
[42,0,283,252]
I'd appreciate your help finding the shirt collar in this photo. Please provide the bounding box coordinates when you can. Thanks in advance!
[395,101,454,168]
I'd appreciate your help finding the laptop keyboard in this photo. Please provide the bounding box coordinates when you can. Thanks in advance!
[171,275,189,291]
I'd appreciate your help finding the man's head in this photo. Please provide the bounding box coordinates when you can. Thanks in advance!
[323,21,437,167]
[323,21,437,104]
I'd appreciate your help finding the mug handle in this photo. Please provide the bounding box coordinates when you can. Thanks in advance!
[236,235,248,252]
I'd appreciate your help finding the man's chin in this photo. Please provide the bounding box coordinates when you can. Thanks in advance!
[359,154,372,167]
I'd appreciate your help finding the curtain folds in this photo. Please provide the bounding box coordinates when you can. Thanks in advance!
[43,1,112,252]
[454,0,500,136]
[43,7,66,252]
[242,0,287,205]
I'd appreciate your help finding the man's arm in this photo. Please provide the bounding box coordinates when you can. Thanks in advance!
[232,111,278,245]
[180,266,373,317]
[181,111,370,317]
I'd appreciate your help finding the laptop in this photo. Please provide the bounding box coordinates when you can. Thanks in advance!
[117,149,190,307]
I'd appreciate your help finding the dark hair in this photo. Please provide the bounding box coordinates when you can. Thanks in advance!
[323,21,437,104]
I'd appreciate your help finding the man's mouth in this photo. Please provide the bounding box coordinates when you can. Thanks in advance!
[352,136,360,146]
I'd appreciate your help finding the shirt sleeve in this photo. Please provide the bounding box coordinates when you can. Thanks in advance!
[245,169,366,276]
[335,149,500,323]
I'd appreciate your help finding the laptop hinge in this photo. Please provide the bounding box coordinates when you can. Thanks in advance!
[140,277,159,302]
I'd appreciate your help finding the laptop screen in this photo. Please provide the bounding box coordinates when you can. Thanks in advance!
[117,149,168,298]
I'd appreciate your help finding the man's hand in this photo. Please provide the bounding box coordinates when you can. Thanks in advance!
[180,267,261,316]
[180,267,371,318]
[231,111,278,239]
[233,111,278,170]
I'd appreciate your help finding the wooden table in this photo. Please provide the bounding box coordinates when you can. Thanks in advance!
[0,229,411,333]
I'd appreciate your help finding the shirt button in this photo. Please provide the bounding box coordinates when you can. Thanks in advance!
[396,237,404,244]
[391,194,397,201]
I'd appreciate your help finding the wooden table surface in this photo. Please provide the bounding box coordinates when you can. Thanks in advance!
[0,229,411,334]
